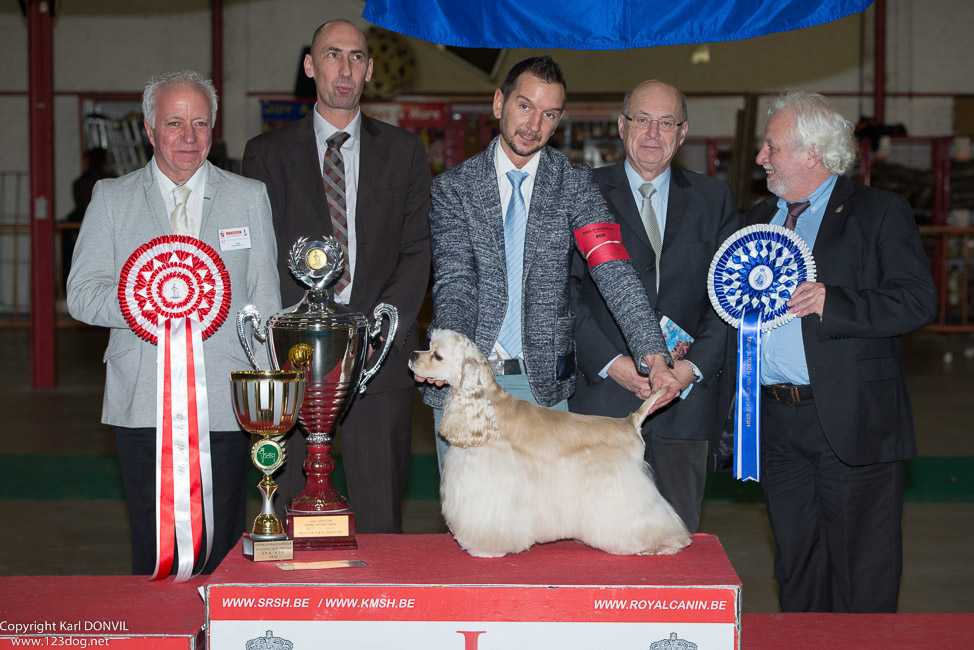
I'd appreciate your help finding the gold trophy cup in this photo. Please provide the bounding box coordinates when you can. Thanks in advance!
[230,370,305,561]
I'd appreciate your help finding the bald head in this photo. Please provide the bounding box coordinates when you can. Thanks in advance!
[618,80,689,182]
[310,19,369,58]
[304,19,373,128]
[622,80,687,124]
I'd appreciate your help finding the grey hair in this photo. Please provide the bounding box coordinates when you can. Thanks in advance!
[768,90,857,175]
[142,70,218,128]
[621,81,689,123]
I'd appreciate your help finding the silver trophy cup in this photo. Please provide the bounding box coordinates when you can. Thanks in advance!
[237,237,397,549]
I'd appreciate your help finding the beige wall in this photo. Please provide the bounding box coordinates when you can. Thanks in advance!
[1,0,972,220]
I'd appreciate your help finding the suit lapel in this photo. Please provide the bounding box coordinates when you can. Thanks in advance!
[477,139,507,264]
[606,162,651,251]
[293,113,331,232]
[356,115,379,233]
[351,115,381,303]
[522,147,554,281]
[796,175,852,357]
[142,163,172,234]
[748,197,777,226]
[662,167,691,255]
[199,161,218,237]
[811,175,854,273]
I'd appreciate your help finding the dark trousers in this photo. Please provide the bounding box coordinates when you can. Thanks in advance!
[115,426,249,575]
[273,387,413,534]
[760,399,904,612]
[643,433,708,534]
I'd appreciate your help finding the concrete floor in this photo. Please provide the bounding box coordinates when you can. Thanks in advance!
[2,326,972,613]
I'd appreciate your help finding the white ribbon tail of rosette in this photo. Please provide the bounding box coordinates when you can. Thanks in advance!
[151,314,214,582]
[734,307,763,482]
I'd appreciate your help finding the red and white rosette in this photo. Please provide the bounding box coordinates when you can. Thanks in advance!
[118,235,230,582]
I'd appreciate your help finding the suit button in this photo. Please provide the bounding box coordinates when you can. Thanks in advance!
[654,308,662,316]
[646,263,655,272]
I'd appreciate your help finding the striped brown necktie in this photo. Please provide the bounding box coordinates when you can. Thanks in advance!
[323,131,352,293]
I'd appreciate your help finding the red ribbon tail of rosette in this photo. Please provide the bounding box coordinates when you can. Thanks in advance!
[150,314,215,582]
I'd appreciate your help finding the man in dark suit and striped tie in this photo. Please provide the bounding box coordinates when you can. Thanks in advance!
[243,19,431,534]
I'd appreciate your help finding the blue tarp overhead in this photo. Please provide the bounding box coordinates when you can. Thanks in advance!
[362,0,873,50]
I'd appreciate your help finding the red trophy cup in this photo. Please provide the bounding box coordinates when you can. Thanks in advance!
[237,237,397,549]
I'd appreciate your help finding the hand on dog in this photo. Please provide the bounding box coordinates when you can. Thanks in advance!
[607,356,654,400]
[413,373,447,387]
[643,354,680,412]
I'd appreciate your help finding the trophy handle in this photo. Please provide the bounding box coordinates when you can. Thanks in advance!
[236,304,267,371]
[357,303,399,394]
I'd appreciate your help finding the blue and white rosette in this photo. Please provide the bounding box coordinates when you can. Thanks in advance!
[708,225,816,482]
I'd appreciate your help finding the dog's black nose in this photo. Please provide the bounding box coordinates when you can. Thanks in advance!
[409,351,419,362]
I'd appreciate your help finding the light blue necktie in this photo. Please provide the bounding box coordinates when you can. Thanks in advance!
[497,170,528,358]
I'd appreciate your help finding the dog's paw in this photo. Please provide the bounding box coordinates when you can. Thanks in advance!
[638,536,692,556]
[465,549,510,559]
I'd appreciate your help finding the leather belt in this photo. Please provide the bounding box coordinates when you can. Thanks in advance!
[488,358,523,375]
[762,383,813,404]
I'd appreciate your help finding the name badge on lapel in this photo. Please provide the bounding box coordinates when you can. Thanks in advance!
[218,227,252,251]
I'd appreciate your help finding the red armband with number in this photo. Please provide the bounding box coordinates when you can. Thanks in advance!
[573,223,630,268]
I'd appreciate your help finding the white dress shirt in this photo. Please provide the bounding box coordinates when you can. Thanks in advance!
[153,159,208,238]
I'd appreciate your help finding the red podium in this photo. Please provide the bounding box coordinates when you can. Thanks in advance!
[204,533,742,649]
[0,575,203,649]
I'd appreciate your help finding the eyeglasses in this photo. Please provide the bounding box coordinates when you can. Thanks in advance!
[621,113,685,133]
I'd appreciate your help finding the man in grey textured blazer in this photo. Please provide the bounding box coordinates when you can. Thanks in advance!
[421,57,679,459]
[68,71,280,575]
[569,81,737,533]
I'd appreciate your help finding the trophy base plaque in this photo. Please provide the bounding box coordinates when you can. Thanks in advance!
[286,510,357,550]
[242,535,295,562]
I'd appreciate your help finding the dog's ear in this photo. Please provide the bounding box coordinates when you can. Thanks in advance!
[455,356,482,395]
[438,348,498,447]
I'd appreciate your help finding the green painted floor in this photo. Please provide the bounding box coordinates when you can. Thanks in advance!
[2,326,973,614]
[6,453,973,503]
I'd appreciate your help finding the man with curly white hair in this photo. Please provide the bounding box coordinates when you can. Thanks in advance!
[744,90,936,612]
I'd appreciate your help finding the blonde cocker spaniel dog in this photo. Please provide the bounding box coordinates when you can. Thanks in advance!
[410,329,691,558]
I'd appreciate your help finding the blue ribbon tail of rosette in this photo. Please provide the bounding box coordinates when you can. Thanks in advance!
[734,307,763,482]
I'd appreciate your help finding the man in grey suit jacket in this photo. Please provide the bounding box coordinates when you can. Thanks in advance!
[744,91,935,612]
[569,81,737,533]
[421,57,679,460]
[68,71,280,575]
[243,20,431,534]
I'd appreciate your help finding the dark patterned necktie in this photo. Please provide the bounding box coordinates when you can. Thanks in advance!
[323,131,352,293]
[784,200,810,230]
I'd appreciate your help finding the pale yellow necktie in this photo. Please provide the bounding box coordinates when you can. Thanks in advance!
[170,185,192,236]
[639,182,662,291]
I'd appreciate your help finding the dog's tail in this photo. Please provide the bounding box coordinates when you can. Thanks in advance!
[629,388,669,429]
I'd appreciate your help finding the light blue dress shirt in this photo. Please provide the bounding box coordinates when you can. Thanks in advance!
[624,161,671,234]
[761,174,839,385]
[598,163,697,397]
